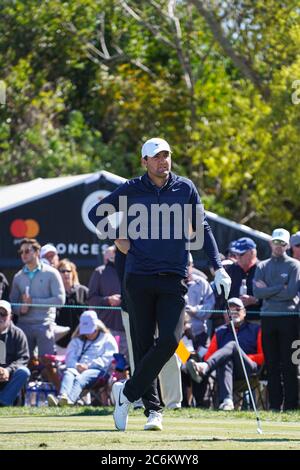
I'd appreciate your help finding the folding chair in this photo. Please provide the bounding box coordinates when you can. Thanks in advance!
[233,366,268,411]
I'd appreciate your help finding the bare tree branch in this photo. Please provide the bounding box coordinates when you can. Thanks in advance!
[112,43,156,77]
[62,20,155,77]
[119,0,176,49]
[97,13,111,60]
[168,0,194,92]
[189,0,270,100]
[148,0,172,22]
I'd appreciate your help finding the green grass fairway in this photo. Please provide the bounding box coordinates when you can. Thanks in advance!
[0,407,300,450]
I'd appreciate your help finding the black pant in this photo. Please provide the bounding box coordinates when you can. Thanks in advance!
[261,316,299,410]
[123,273,187,415]
[206,341,258,402]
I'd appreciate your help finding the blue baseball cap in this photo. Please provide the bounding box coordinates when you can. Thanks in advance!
[290,231,300,247]
[233,237,256,255]
[227,240,238,253]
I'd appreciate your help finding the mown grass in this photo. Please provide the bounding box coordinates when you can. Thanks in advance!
[0,407,300,450]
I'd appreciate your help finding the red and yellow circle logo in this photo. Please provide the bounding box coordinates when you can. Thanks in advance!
[10,219,40,238]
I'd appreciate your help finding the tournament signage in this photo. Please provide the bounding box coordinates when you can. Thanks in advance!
[0,172,123,270]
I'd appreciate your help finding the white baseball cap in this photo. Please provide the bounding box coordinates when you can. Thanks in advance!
[271,228,290,245]
[0,300,12,315]
[141,138,171,158]
[40,244,57,258]
[228,297,244,309]
[79,310,103,335]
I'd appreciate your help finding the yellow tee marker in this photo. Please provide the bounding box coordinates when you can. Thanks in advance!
[175,339,191,364]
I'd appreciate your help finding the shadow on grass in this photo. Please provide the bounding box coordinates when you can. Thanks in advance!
[0,430,299,444]
[165,437,300,443]
[60,408,113,417]
[0,429,115,435]
[0,408,113,418]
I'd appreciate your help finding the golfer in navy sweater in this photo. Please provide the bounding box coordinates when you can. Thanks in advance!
[89,137,231,431]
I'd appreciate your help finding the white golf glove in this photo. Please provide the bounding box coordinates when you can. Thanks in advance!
[214,268,232,299]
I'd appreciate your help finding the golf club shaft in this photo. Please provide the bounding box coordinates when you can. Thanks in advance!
[225,301,262,431]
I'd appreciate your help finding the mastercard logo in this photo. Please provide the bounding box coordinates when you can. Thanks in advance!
[10,219,40,238]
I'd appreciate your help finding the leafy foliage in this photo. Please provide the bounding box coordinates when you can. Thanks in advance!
[0,0,300,231]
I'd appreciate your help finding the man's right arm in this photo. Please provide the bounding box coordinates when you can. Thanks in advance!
[6,330,29,375]
[9,276,21,317]
[115,239,130,254]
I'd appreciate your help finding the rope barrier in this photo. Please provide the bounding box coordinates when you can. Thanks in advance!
[10,303,300,317]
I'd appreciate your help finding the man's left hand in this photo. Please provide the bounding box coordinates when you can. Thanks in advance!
[185,305,198,316]
[0,367,9,382]
[76,364,88,373]
[214,268,232,299]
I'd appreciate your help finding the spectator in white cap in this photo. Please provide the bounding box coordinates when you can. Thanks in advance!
[253,228,300,411]
[186,297,264,411]
[47,310,118,406]
[0,300,30,406]
[290,231,300,262]
[40,244,59,268]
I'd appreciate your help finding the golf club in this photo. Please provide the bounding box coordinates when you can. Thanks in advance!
[224,299,263,435]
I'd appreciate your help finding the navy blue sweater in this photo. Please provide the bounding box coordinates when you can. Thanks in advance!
[88,172,222,277]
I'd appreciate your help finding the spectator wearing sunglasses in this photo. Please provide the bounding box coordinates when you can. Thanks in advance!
[55,259,89,354]
[0,300,30,406]
[253,228,300,411]
[10,238,65,358]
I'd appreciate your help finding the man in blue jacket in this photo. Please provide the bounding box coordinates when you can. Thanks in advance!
[88,137,231,431]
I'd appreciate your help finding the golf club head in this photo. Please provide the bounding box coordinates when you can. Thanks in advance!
[257,419,263,434]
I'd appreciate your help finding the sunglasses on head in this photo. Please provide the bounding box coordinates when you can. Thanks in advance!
[18,248,33,255]
[272,240,287,246]
[59,269,72,273]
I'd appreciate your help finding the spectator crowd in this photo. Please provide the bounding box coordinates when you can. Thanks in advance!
[0,229,300,412]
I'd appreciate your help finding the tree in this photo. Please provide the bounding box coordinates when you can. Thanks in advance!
[1,0,300,232]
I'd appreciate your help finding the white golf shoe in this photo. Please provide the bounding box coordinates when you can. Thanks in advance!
[144,411,163,431]
[47,394,58,407]
[219,398,234,411]
[112,381,131,431]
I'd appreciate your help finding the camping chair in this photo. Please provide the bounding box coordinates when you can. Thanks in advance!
[233,365,268,410]
[82,353,130,406]
[24,354,66,406]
